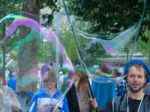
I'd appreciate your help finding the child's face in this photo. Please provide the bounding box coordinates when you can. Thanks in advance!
[45,80,56,90]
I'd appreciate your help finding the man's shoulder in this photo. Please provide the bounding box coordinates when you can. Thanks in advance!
[143,95,150,106]
[113,94,127,103]
[144,94,150,100]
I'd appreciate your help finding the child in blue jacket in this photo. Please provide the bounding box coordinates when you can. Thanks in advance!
[29,70,69,112]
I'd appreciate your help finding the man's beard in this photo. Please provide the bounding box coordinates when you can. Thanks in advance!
[128,84,144,93]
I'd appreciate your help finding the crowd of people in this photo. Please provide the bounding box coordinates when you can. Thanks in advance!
[0,59,150,112]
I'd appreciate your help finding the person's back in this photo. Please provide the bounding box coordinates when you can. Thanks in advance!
[92,75,116,109]
[8,76,16,91]
[77,84,90,112]
[66,84,80,112]
[76,71,91,112]
[60,70,80,112]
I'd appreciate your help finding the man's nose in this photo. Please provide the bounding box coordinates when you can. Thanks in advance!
[133,76,138,81]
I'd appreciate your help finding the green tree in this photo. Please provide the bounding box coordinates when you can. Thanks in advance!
[60,29,78,63]
[66,0,150,34]
[0,0,23,83]
[65,0,150,65]
[138,28,150,64]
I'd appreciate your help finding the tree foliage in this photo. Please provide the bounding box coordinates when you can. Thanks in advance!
[66,0,150,34]
[138,29,150,63]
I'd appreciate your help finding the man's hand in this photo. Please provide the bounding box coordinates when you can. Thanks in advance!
[89,98,98,108]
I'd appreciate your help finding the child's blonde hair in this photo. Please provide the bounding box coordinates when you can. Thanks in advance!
[43,70,57,83]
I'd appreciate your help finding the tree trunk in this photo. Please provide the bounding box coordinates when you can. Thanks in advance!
[16,0,42,92]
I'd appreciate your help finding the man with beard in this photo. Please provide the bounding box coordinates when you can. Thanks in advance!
[104,59,150,112]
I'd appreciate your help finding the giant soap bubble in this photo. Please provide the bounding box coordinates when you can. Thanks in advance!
[0,13,76,112]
